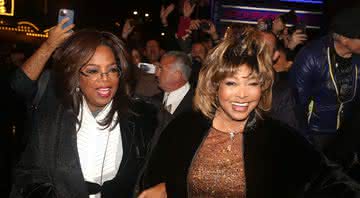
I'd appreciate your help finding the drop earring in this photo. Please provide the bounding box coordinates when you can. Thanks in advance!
[76,87,80,92]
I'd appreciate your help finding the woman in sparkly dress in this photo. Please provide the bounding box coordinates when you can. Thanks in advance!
[139,27,360,198]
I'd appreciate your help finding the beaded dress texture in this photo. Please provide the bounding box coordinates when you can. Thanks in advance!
[187,127,246,198]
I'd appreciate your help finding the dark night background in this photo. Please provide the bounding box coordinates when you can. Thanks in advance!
[1,0,360,197]
[4,0,360,40]
[11,0,171,34]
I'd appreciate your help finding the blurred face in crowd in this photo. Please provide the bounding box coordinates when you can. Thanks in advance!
[202,40,213,51]
[131,49,142,65]
[79,45,120,112]
[191,43,207,63]
[272,16,285,35]
[216,65,261,124]
[261,32,279,62]
[344,37,360,55]
[156,55,180,92]
[145,40,161,63]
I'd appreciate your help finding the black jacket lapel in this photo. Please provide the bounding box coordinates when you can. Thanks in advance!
[173,88,194,117]
[54,107,88,197]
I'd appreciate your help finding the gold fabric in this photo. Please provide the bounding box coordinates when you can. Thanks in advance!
[187,127,246,198]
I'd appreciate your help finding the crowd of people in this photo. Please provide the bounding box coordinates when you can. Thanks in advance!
[1,0,360,197]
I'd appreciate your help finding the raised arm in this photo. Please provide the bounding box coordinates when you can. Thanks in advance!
[22,18,74,81]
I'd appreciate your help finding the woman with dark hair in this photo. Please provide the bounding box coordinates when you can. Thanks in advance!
[10,20,153,198]
[139,26,360,197]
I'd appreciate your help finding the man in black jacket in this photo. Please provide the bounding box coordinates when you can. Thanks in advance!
[290,6,360,150]
[149,51,194,152]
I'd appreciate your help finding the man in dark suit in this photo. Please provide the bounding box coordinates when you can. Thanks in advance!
[149,51,194,152]
[135,51,194,194]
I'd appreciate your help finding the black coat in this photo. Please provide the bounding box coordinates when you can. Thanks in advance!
[10,69,154,198]
[270,71,302,132]
[151,88,194,137]
[144,111,360,198]
[326,105,360,182]
[136,88,194,192]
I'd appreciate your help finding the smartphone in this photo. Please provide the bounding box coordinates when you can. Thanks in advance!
[58,9,74,30]
[199,21,210,31]
[137,63,156,74]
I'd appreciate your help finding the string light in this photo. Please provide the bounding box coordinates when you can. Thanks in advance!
[0,21,48,38]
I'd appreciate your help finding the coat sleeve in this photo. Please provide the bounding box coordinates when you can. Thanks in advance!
[289,47,320,131]
[141,122,172,189]
[290,47,317,107]
[9,128,56,198]
[304,156,360,198]
[10,68,38,103]
[270,84,300,131]
[283,124,360,198]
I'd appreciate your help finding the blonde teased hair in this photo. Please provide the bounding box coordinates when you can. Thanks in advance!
[194,26,274,119]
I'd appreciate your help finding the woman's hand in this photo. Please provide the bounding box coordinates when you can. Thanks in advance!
[160,4,175,26]
[203,20,219,41]
[189,19,201,30]
[45,18,74,50]
[138,183,167,198]
[121,19,135,40]
[287,29,308,50]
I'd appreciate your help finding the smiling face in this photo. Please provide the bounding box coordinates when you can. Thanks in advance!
[79,45,119,112]
[216,65,262,125]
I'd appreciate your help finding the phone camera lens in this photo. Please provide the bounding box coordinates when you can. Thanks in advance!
[60,10,67,16]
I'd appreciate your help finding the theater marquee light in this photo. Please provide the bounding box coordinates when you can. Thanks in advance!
[0,21,49,38]
[0,0,15,16]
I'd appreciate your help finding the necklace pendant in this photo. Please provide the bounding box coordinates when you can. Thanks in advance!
[230,132,235,140]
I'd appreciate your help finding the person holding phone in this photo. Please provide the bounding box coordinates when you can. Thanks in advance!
[10,17,154,198]
[58,9,75,30]
[282,28,308,51]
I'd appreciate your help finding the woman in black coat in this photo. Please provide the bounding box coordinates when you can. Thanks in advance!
[139,26,360,197]
[10,20,154,198]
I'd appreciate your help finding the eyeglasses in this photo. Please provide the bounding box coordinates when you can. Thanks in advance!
[80,66,121,81]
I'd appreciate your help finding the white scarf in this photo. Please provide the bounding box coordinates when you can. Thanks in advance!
[76,99,123,198]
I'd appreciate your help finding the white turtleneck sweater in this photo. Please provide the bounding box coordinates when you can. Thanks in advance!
[76,100,123,198]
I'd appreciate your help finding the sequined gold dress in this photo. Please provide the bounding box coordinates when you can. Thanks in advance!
[187,127,246,198]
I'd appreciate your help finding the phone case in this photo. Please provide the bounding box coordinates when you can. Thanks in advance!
[58,9,74,29]
[137,63,156,74]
